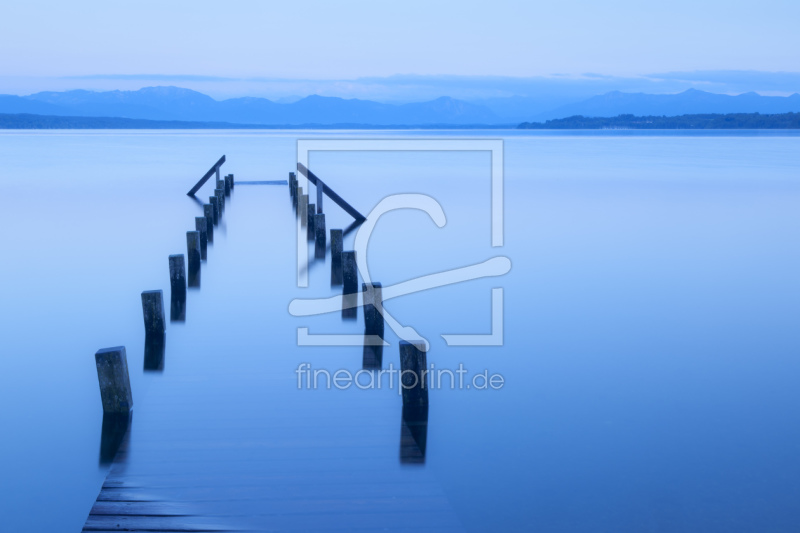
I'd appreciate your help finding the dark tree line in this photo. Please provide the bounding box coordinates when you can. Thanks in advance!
[519,113,800,129]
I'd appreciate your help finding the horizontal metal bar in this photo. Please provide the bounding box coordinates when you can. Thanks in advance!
[235,180,288,185]
[187,155,226,197]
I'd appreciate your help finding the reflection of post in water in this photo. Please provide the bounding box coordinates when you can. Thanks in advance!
[342,293,358,320]
[400,405,428,464]
[99,412,132,466]
[362,342,383,369]
[170,292,185,322]
[143,332,165,372]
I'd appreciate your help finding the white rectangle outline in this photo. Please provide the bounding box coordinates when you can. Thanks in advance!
[295,139,504,288]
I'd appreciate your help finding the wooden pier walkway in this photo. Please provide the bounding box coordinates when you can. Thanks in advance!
[83,175,464,532]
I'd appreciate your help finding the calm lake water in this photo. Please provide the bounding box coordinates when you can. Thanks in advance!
[1,130,799,532]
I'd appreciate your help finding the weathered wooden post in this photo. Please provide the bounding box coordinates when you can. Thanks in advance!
[224,175,231,197]
[141,290,166,336]
[363,282,384,337]
[342,251,357,294]
[195,217,208,260]
[342,251,357,319]
[203,204,214,242]
[316,177,324,213]
[307,203,316,241]
[299,194,308,227]
[400,341,428,408]
[229,173,234,190]
[142,289,167,371]
[209,196,219,225]
[314,214,326,259]
[168,255,186,297]
[168,254,186,322]
[289,172,295,198]
[215,188,225,214]
[187,231,201,287]
[95,347,133,413]
[294,185,301,209]
[216,178,224,191]
[330,229,343,285]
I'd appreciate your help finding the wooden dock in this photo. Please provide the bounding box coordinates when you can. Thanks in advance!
[83,179,464,532]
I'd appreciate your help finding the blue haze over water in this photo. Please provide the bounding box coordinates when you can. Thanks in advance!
[0,130,799,531]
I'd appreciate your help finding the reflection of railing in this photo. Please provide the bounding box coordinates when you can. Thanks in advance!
[186,155,226,196]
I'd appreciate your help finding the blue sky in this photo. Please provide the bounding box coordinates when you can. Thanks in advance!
[1,0,799,99]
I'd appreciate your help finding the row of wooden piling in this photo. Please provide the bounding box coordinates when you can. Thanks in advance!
[289,171,428,411]
[94,173,235,416]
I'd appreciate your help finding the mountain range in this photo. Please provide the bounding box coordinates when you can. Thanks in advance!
[1,86,800,126]
[0,87,499,125]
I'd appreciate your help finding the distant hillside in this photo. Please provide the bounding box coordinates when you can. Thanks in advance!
[0,113,509,130]
[0,87,502,126]
[6,86,800,125]
[534,89,800,121]
[519,112,800,129]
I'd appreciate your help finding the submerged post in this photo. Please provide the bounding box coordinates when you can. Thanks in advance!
[224,175,231,197]
[307,203,316,241]
[209,196,219,225]
[316,177,323,213]
[294,185,302,209]
[229,173,234,190]
[314,214,326,259]
[195,217,208,260]
[399,341,428,408]
[141,290,166,336]
[95,347,133,414]
[187,231,201,287]
[363,282,384,337]
[203,204,214,242]
[330,229,343,285]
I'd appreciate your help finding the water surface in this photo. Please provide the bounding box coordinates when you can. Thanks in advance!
[1,130,799,532]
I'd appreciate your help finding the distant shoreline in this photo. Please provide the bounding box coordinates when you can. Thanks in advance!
[3,111,800,130]
[519,112,800,129]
